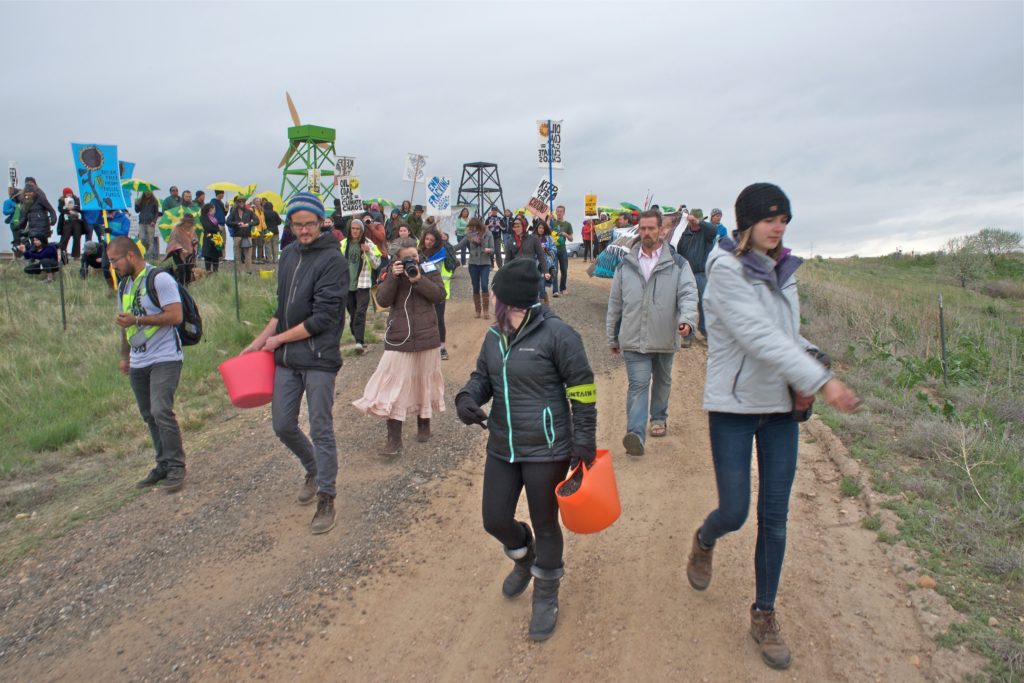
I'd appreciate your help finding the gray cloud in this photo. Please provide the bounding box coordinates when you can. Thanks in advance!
[3,0,1021,256]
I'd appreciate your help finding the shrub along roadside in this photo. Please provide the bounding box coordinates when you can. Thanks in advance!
[800,253,1023,681]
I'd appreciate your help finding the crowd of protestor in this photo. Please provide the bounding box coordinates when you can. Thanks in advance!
[7,174,863,669]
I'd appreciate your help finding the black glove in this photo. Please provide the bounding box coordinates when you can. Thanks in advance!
[455,393,488,428]
[569,443,596,470]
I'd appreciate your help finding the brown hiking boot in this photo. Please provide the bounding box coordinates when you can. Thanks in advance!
[473,293,482,318]
[686,529,713,591]
[310,492,336,535]
[482,295,489,319]
[750,605,792,670]
[381,419,403,456]
[297,471,317,505]
[416,417,431,443]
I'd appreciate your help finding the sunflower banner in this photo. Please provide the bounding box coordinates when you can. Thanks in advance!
[70,142,128,211]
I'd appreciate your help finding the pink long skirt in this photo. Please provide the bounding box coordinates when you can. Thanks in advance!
[352,349,445,421]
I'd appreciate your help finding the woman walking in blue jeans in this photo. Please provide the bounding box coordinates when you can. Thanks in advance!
[686,183,861,670]
[452,217,494,319]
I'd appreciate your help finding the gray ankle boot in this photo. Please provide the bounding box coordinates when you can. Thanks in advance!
[502,524,535,598]
[528,565,564,641]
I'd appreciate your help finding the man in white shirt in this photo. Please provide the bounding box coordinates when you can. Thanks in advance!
[606,211,698,456]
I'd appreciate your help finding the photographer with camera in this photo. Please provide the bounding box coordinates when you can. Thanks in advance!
[17,235,60,283]
[353,237,447,455]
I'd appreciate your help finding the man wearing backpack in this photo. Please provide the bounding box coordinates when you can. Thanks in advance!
[110,236,188,493]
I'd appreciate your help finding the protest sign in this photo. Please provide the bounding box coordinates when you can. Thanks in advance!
[584,194,597,217]
[307,168,321,195]
[338,177,363,216]
[526,178,560,218]
[425,176,452,217]
[119,161,135,206]
[536,120,563,169]
[334,156,355,186]
[593,217,615,241]
[402,153,427,182]
[9,161,17,188]
[70,143,127,210]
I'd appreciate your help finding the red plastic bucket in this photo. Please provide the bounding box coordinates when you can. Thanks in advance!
[218,351,276,408]
[555,449,621,534]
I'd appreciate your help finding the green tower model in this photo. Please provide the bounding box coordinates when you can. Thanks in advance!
[278,92,338,204]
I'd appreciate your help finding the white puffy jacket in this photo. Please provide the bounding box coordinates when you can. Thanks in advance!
[702,241,831,414]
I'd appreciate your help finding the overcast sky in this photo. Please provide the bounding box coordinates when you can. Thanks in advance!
[3,0,1021,257]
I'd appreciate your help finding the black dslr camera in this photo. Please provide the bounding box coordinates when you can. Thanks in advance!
[401,257,419,278]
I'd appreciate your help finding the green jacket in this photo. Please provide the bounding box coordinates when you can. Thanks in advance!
[406,214,424,237]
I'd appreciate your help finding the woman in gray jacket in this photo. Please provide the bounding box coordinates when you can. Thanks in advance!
[686,183,861,671]
[452,217,495,319]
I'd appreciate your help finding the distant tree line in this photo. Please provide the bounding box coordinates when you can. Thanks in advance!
[944,228,1022,287]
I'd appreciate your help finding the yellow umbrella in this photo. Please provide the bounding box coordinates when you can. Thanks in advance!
[207,182,244,192]
[255,190,284,213]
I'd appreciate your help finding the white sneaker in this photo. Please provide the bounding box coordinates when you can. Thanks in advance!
[354,343,366,355]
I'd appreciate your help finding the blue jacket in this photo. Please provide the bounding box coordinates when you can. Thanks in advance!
[3,197,16,224]
[25,243,59,261]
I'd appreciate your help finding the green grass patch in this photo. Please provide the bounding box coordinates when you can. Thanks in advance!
[861,514,882,531]
[840,475,862,497]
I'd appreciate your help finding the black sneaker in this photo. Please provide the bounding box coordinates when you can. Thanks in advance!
[440,348,449,361]
[135,467,167,488]
[158,468,186,493]
[622,432,645,456]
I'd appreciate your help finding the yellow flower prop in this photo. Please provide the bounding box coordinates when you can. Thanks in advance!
[348,178,359,190]
[211,233,225,248]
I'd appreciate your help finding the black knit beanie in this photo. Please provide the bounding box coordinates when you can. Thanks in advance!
[492,259,541,309]
[734,183,791,232]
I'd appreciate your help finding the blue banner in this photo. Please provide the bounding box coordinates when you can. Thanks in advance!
[70,143,127,211]
[120,160,135,207]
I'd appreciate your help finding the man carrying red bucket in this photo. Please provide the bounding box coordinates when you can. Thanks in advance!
[455,259,597,641]
[244,192,346,535]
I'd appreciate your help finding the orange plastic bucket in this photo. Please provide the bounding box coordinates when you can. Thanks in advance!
[218,351,276,408]
[555,449,621,533]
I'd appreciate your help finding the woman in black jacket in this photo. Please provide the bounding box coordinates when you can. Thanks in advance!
[505,216,552,304]
[455,258,597,642]
[200,203,224,272]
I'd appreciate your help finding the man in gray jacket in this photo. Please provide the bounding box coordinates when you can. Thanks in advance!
[607,210,699,456]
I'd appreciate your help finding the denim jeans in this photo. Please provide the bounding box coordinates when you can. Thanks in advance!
[129,361,185,471]
[694,271,708,335]
[491,231,504,268]
[555,250,569,292]
[468,264,491,295]
[699,411,799,611]
[623,351,675,440]
[271,366,339,497]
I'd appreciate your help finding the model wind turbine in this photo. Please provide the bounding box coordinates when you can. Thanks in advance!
[278,92,338,203]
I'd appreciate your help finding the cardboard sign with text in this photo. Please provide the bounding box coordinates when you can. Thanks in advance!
[536,120,563,169]
[584,194,597,217]
[402,153,428,182]
[526,178,560,218]
[425,176,452,217]
[338,177,363,216]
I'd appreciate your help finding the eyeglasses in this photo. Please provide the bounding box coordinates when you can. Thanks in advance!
[292,220,321,231]
[109,253,127,265]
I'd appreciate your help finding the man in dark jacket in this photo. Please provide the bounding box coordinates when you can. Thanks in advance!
[244,192,346,535]
[675,209,718,337]
[406,204,425,237]
[15,188,57,242]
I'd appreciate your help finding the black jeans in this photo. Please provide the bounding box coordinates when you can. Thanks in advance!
[482,455,567,570]
[434,301,446,344]
[583,239,593,261]
[346,288,370,344]
[491,231,504,268]
[129,361,185,471]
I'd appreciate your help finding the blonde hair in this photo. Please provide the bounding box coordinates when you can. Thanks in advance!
[733,228,783,259]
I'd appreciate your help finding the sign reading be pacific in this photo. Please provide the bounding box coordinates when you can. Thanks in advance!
[70,143,128,211]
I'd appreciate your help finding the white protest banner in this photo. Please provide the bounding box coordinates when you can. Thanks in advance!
[402,153,428,182]
[526,178,560,218]
[8,161,17,188]
[334,156,356,186]
[536,120,563,169]
[425,176,452,217]
[338,177,363,216]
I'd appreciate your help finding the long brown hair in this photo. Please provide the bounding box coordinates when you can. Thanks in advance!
[466,217,486,236]
[733,227,784,259]
[419,226,444,257]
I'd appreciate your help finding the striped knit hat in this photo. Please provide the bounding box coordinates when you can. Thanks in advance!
[286,192,325,219]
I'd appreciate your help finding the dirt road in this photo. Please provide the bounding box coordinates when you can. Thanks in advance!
[0,260,953,681]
